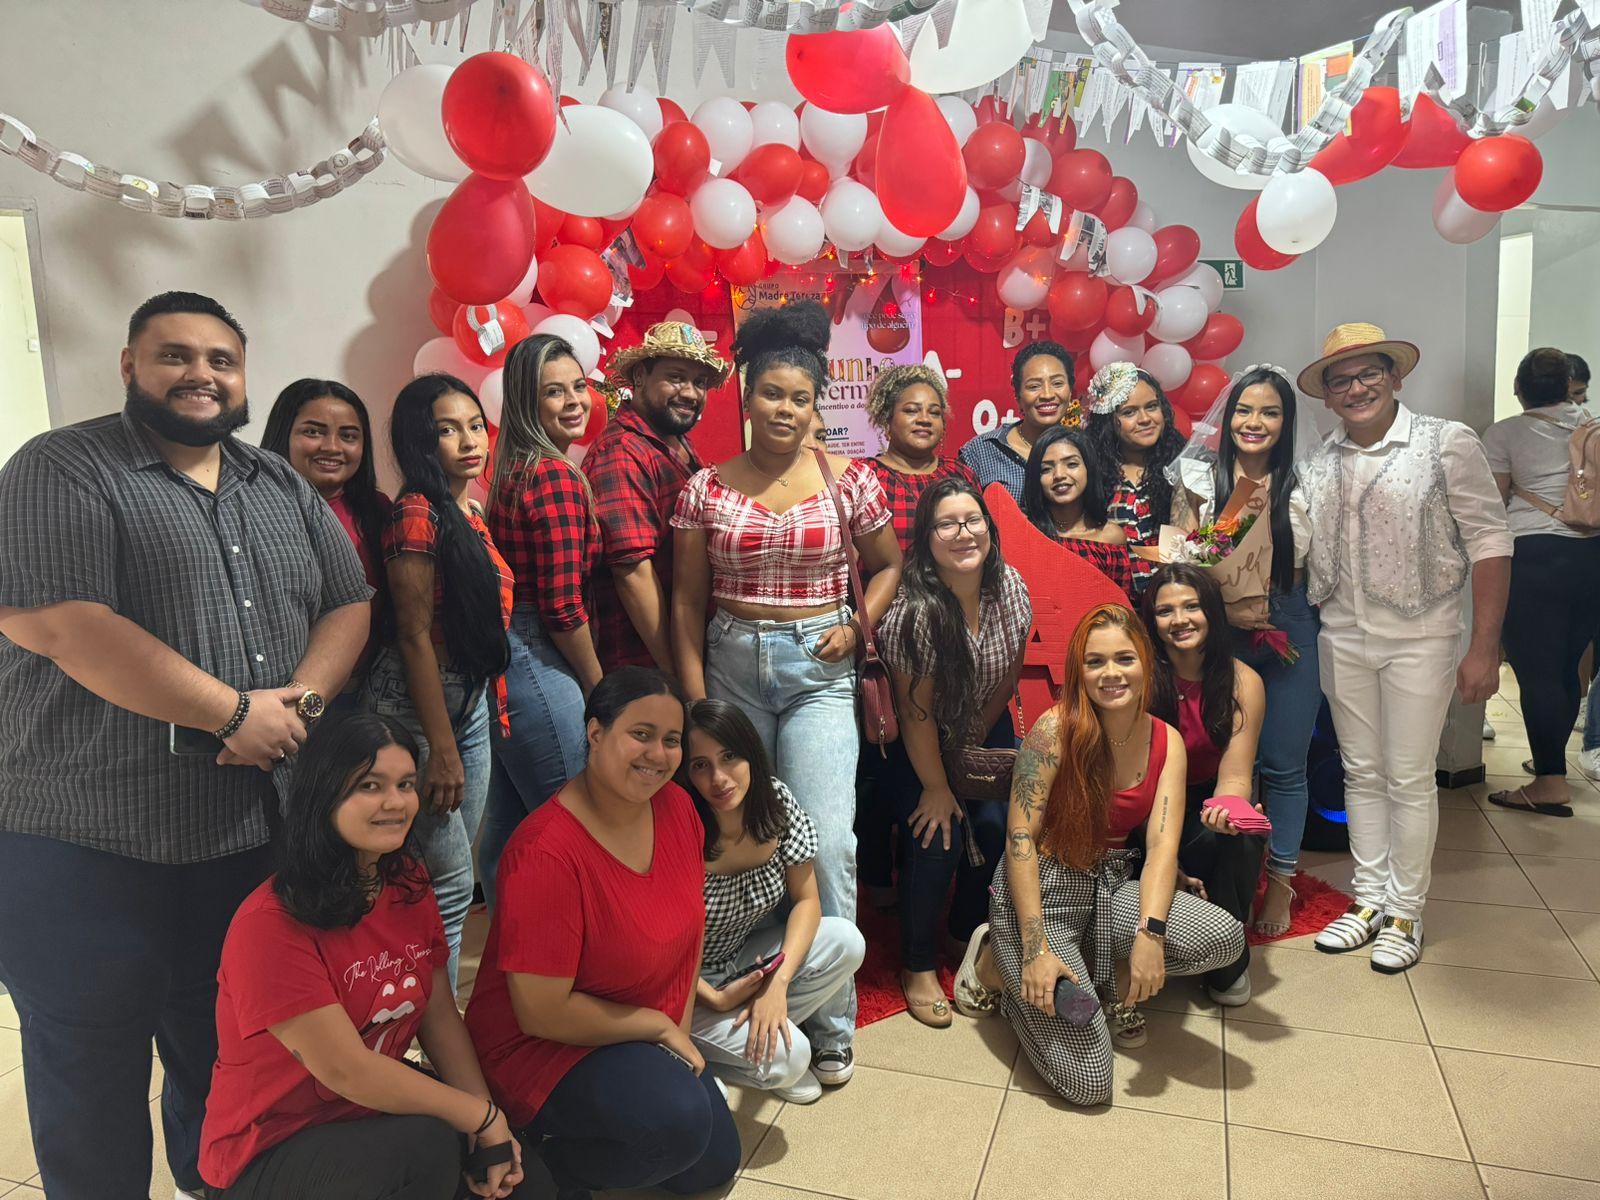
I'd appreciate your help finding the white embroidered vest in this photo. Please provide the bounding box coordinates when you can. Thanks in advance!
[1301,413,1471,618]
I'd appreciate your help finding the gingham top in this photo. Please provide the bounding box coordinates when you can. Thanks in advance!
[700,781,817,979]
[671,460,890,608]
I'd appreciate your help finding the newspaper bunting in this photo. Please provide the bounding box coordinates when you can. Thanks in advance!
[1423,8,1593,136]
[256,0,476,34]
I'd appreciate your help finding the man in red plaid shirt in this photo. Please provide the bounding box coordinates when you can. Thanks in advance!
[586,321,731,671]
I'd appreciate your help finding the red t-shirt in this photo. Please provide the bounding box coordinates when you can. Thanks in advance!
[200,877,448,1189]
[465,783,706,1127]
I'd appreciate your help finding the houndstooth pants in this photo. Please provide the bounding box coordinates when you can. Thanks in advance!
[989,850,1245,1106]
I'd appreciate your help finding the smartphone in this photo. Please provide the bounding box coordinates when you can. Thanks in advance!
[169,723,225,757]
[1053,976,1100,1027]
[729,951,785,984]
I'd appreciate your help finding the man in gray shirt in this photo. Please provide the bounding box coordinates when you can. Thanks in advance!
[0,292,372,1199]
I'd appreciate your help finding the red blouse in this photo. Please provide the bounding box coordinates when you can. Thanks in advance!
[1174,678,1223,788]
[1107,717,1171,844]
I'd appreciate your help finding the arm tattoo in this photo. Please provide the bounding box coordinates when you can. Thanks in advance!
[1008,830,1035,861]
[1158,801,1168,834]
[1022,916,1046,959]
[1010,716,1060,821]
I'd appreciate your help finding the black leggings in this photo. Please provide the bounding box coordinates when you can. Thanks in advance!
[1502,534,1600,777]
[212,1113,537,1200]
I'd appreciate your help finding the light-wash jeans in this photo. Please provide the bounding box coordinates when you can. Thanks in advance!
[480,605,588,909]
[705,608,860,1051]
[692,916,866,1091]
[1318,626,1458,921]
[1584,663,1600,754]
[362,646,491,991]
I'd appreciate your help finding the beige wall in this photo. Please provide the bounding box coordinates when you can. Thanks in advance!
[0,210,52,464]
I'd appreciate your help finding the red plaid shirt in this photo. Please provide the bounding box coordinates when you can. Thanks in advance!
[383,494,514,732]
[583,406,702,671]
[487,456,600,634]
[867,457,980,553]
[1108,475,1159,595]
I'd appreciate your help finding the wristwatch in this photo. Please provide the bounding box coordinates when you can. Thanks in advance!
[1136,916,1168,942]
[289,681,326,725]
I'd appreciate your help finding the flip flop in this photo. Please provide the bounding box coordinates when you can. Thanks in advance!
[1488,786,1573,818]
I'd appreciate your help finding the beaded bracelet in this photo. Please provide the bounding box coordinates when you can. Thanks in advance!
[214,692,250,741]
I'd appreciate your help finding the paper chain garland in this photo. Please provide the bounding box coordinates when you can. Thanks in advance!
[0,113,387,220]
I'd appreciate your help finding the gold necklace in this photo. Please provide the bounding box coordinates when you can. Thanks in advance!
[1107,716,1142,748]
[748,454,801,487]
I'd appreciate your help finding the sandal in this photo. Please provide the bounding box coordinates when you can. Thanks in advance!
[953,923,1000,1018]
[1106,1001,1147,1049]
[1253,869,1296,938]
[1488,786,1573,818]
[900,971,953,1028]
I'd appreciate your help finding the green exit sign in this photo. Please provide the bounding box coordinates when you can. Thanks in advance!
[1199,259,1247,290]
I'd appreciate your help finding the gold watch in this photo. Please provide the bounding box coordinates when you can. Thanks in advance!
[289,680,326,724]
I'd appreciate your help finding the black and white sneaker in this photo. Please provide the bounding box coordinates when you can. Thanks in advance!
[811,1047,854,1086]
[1370,917,1424,974]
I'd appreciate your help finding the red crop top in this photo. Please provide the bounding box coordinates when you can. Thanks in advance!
[1107,717,1171,845]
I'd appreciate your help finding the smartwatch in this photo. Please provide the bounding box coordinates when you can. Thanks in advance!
[1137,916,1168,942]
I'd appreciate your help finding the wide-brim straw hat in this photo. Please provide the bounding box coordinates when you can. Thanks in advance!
[607,320,731,387]
[1297,322,1421,398]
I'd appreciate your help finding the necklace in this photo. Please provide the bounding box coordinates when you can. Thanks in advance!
[748,454,801,487]
[1107,716,1141,748]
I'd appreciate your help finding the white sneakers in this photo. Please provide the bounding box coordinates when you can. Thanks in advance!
[1579,747,1600,782]
[1370,917,1424,974]
[776,1070,824,1104]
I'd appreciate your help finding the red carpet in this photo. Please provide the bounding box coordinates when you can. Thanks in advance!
[854,869,1353,1028]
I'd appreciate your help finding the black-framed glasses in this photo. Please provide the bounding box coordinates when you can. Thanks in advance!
[933,515,988,542]
[1324,366,1389,396]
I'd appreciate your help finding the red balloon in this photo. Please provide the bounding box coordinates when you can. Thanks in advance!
[975,95,1006,125]
[679,236,715,271]
[1169,406,1193,439]
[715,232,769,285]
[1021,211,1059,248]
[441,52,557,179]
[428,287,461,336]
[630,254,666,292]
[963,244,1010,274]
[531,194,565,249]
[963,122,1026,191]
[1393,94,1472,169]
[452,300,532,368]
[559,214,606,251]
[428,174,538,304]
[1099,177,1138,230]
[968,204,1020,259]
[796,160,831,204]
[631,193,695,259]
[1048,148,1113,211]
[921,239,963,267]
[852,130,881,191]
[738,143,804,205]
[867,108,887,138]
[1024,113,1077,155]
[877,87,968,238]
[666,254,714,292]
[654,122,711,195]
[1455,134,1544,212]
[785,25,910,114]
[1184,313,1245,361]
[1047,271,1108,332]
[558,95,579,108]
[1050,323,1099,353]
[1105,285,1156,337]
[658,97,687,126]
[1179,364,1230,417]
[538,244,612,319]
[1235,198,1298,272]
[1310,86,1407,185]
[1149,225,1201,285]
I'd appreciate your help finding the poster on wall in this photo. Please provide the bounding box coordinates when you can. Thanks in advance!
[730,271,924,458]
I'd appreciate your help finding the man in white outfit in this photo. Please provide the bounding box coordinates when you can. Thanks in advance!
[1298,324,1511,973]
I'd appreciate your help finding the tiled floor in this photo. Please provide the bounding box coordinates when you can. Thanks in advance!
[3,674,1599,1199]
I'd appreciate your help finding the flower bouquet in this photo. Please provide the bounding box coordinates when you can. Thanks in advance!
[1170,511,1258,567]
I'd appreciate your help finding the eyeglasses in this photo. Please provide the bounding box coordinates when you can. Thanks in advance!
[933,515,988,542]
[1324,366,1390,396]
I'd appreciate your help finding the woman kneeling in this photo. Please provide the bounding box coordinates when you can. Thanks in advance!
[956,605,1246,1106]
[201,713,526,1199]
[685,700,866,1102]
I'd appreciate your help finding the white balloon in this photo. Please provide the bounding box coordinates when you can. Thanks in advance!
[997,178,1023,203]
[691,96,755,172]
[908,0,1034,95]
[1128,201,1158,233]
[1150,285,1210,344]
[1185,102,1282,192]
[1020,139,1053,188]
[935,96,977,147]
[533,314,602,376]
[996,250,1053,310]
[750,100,801,149]
[1171,262,1224,312]
[1433,170,1501,245]
[1141,342,1195,392]
[689,178,758,249]
[765,197,827,265]
[800,105,868,169]
[605,196,643,221]
[1257,168,1338,254]
[820,179,883,251]
[528,105,653,217]
[1089,332,1144,373]
[478,369,505,426]
[507,253,541,307]
[1105,227,1158,285]
[413,337,491,388]
[938,187,980,240]
[876,221,927,259]
[599,86,663,144]
[378,64,468,182]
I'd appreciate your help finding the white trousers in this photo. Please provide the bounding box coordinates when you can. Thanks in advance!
[1318,626,1459,921]
[691,916,866,1091]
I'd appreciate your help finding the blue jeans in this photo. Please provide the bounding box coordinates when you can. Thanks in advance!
[705,608,859,1050]
[481,605,589,910]
[363,647,491,991]
[1234,583,1323,876]
[1587,669,1600,753]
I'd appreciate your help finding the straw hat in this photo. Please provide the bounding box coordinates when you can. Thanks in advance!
[1297,322,1421,398]
[606,321,731,387]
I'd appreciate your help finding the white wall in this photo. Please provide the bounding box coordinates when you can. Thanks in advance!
[0,210,52,464]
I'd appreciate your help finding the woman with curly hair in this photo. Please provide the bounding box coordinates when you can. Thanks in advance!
[864,363,978,552]
[672,300,902,1085]
[1083,364,1187,597]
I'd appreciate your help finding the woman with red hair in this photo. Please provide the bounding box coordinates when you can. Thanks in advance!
[952,605,1244,1105]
